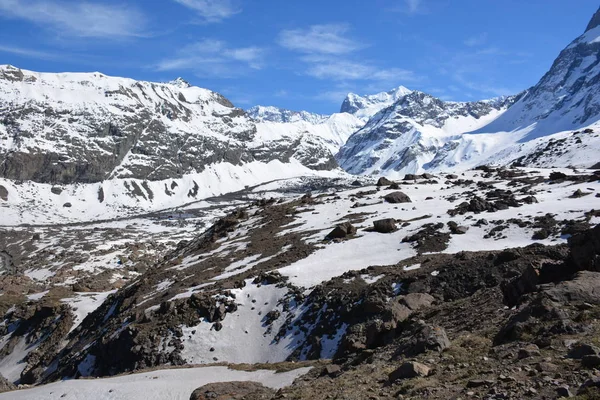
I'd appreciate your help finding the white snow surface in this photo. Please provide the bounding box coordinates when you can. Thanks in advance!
[0,365,311,400]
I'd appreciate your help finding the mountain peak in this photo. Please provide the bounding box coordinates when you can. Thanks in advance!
[585,7,600,32]
[167,77,191,88]
[340,86,412,119]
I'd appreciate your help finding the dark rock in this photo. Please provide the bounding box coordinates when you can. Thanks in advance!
[556,386,572,398]
[403,174,418,181]
[389,361,431,381]
[62,202,72,208]
[50,186,63,195]
[546,271,600,304]
[570,189,590,198]
[373,218,397,233]
[446,174,458,179]
[189,381,275,400]
[384,191,412,203]
[0,185,7,201]
[350,180,362,187]
[466,379,495,388]
[324,364,342,377]
[567,343,600,359]
[518,344,541,359]
[376,177,393,186]
[326,222,357,240]
[388,182,400,190]
[550,171,567,181]
[582,354,600,368]
[400,293,435,311]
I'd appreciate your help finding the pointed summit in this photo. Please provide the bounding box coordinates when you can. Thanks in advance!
[585,7,600,32]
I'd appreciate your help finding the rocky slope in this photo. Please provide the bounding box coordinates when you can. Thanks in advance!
[1,166,598,398]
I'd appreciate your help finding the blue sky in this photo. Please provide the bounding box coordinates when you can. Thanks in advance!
[0,0,598,113]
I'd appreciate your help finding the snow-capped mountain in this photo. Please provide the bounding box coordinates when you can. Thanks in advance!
[337,92,517,175]
[337,8,600,176]
[0,66,354,223]
[475,9,600,140]
[340,86,412,120]
[247,105,329,124]
[247,105,364,161]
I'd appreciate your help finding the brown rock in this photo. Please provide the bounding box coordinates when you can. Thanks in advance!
[326,222,357,239]
[373,218,397,233]
[384,191,412,204]
[189,381,275,400]
[389,361,431,381]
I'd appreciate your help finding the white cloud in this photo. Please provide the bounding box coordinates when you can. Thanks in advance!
[0,44,58,60]
[464,32,488,47]
[278,24,364,55]
[156,39,266,78]
[172,0,240,22]
[405,0,422,14]
[306,59,416,83]
[0,0,146,38]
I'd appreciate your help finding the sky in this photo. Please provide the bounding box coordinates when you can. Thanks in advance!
[0,0,598,114]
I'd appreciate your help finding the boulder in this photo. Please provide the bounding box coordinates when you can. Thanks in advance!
[403,174,418,181]
[384,191,412,204]
[376,177,393,186]
[400,293,435,311]
[546,271,600,304]
[518,344,541,359]
[189,381,275,400]
[446,174,458,179]
[389,362,431,381]
[373,218,397,233]
[568,343,600,359]
[568,225,600,272]
[582,354,600,368]
[326,222,357,239]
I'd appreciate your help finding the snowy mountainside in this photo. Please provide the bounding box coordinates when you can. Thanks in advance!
[337,8,600,177]
[247,105,329,124]
[247,105,364,161]
[0,65,345,184]
[337,91,516,176]
[473,8,600,140]
[340,85,413,120]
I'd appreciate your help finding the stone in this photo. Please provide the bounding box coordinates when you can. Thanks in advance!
[466,379,495,388]
[326,222,357,239]
[376,177,393,186]
[403,174,418,181]
[51,186,63,195]
[324,364,342,377]
[384,191,412,204]
[373,218,397,233]
[518,344,541,359]
[0,185,7,201]
[582,354,600,368]
[446,174,458,179]
[556,386,572,398]
[388,362,431,381]
[547,271,600,304]
[63,202,72,208]
[400,293,435,311]
[189,381,275,400]
[567,343,600,359]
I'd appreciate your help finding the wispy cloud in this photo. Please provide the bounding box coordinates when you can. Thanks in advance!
[305,58,417,83]
[0,44,58,60]
[405,0,422,14]
[278,24,364,55]
[156,39,266,78]
[0,0,146,38]
[172,0,240,23]
[464,32,488,47]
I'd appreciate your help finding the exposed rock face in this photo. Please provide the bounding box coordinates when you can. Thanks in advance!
[0,66,340,185]
[0,374,16,393]
[337,93,517,175]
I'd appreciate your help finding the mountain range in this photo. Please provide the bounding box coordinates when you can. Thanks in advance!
[0,7,599,222]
